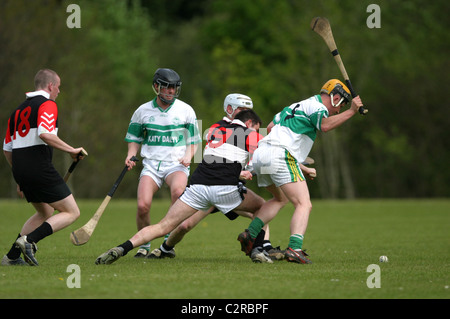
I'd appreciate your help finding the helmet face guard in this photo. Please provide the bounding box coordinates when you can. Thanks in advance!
[152,79,182,104]
[330,84,350,107]
[152,68,182,104]
[320,79,351,108]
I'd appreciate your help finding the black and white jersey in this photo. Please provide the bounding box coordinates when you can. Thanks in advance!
[189,118,262,186]
[3,91,62,187]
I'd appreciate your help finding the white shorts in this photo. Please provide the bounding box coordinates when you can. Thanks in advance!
[140,158,190,188]
[251,145,305,187]
[179,184,243,214]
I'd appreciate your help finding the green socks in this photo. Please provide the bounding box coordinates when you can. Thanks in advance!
[248,218,304,251]
[288,234,304,250]
[248,217,265,238]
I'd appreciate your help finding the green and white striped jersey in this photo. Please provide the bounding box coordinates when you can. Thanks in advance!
[259,95,328,163]
[125,98,201,162]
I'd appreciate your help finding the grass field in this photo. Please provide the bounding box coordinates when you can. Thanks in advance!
[0,198,449,301]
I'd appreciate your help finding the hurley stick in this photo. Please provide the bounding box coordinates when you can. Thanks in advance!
[70,156,139,246]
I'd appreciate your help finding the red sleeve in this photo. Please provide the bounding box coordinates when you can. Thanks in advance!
[37,100,58,134]
[246,131,263,155]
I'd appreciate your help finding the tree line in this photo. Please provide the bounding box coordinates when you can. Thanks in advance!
[1,0,448,199]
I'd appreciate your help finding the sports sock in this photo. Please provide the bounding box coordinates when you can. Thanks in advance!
[288,234,304,251]
[262,240,273,252]
[6,234,22,260]
[119,240,134,256]
[253,229,266,249]
[26,222,53,244]
[139,242,151,251]
[161,241,174,252]
[248,217,264,238]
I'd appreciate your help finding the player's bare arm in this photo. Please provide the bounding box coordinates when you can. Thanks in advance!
[126,142,140,170]
[179,143,198,167]
[239,170,253,180]
[320,96,363,132]
[266,121,275,133]
[39,133,86,160]
[3,150,12,167]
[300,163,316,180]
[2,150,23,197]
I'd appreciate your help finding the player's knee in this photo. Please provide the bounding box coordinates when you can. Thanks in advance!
[137,201,151,216]
[69,207,81,222]
[298,200,312,213]
[74,208,81,220]
[254,197,265,210]
[178,220,193,233]
[171,187,185,202]
[275,194,289,208]
[306,200,312,213]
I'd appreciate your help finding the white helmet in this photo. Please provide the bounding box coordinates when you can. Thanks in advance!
[223,93,253,117]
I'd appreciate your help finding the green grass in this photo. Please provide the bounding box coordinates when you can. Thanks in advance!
[0,198,449,299]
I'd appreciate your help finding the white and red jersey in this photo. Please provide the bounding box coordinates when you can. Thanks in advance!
[3,91,62,187]
[189,118,262,186]
[3,90,58,151]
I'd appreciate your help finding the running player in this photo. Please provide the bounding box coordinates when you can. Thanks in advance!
[2,69,87,266]
[237,79,364,264]
[95,109,267,265]
[124,68,201,257]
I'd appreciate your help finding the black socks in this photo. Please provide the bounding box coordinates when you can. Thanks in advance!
[161,241,174,252]
[6,234,22,260]
[26,222,53,244]
[118,240,134,256]
[7,222,53,260]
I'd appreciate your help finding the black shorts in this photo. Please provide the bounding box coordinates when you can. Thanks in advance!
[21,183,72,203]
[12,154,71,203]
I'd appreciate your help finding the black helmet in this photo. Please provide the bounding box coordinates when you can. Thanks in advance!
[152,68,182,104]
